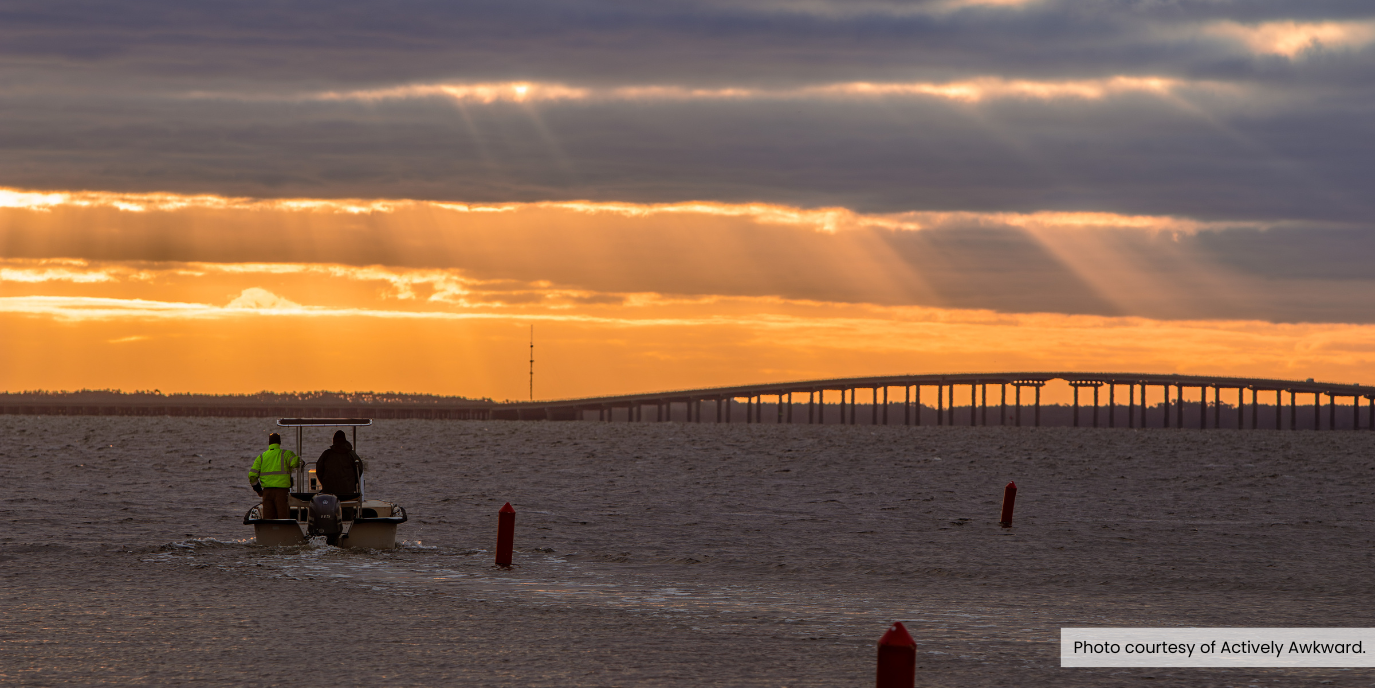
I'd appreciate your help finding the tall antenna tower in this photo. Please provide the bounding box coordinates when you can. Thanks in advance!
[528,325,534,401]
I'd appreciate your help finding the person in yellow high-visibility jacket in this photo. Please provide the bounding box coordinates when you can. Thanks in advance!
[249,432,301,520]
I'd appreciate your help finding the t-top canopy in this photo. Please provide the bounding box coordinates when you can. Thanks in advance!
[277,418,373,427]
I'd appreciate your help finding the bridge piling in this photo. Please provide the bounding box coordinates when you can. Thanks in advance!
[1014,385,1022,427]
[1093,384,1100,428]
[937,385,944,426]
[1034,385,1041,426]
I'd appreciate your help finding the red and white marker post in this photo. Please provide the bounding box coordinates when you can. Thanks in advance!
[876,621,916,688]
[495,502,515,567]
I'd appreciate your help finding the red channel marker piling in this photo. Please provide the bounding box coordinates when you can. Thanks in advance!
[999,481,1017,527]
[876,621,916,688]
[495,502,515,567]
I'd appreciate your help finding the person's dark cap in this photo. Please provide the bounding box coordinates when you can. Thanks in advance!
[268,432,281,445]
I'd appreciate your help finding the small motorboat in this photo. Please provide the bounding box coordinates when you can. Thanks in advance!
[243,418,407,548]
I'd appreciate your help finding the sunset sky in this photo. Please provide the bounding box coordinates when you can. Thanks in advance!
[3,1,1375,401]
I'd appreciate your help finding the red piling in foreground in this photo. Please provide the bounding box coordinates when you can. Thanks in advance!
[495,502,515,567]
[876,621,916,688]
[999,481,1017,527]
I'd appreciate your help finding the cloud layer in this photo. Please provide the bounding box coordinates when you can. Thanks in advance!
[0,1,1373,220]
[1,192,1372,323]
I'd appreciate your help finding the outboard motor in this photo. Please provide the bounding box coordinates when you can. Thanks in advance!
[307,494,343,544]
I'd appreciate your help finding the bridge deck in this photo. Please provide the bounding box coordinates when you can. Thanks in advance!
[4,372,1372,429]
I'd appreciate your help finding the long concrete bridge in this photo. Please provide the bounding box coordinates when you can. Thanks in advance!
[493,372,1375,431]
[4,372,1373,430]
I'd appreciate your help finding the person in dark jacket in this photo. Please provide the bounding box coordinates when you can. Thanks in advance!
[315,430,361,497]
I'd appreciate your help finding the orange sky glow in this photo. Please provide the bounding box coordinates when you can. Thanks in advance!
[3,188,1373,402]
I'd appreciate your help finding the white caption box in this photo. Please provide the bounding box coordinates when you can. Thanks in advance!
[1062,628,1375,667]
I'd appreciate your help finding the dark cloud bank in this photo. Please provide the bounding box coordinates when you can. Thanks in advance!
[1,1,1372,217]
[2,0,1374,321]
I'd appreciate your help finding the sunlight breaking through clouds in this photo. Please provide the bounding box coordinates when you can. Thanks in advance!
[0,188,406,214]
[316,81,591,104]
[307,75,1199,106]
[0,186,1253,237]
[1207,20,1375,58]
[224,287,301,310]
[0,265,114,283]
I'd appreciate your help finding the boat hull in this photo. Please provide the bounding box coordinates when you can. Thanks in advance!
[340,521,398,549]
[253,520,307,546]
[244,501,406,548]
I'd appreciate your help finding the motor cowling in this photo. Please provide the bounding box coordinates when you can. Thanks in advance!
[307,494,342,536]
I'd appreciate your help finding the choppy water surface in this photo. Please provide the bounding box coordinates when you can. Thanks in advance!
[3,417,1373,686]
